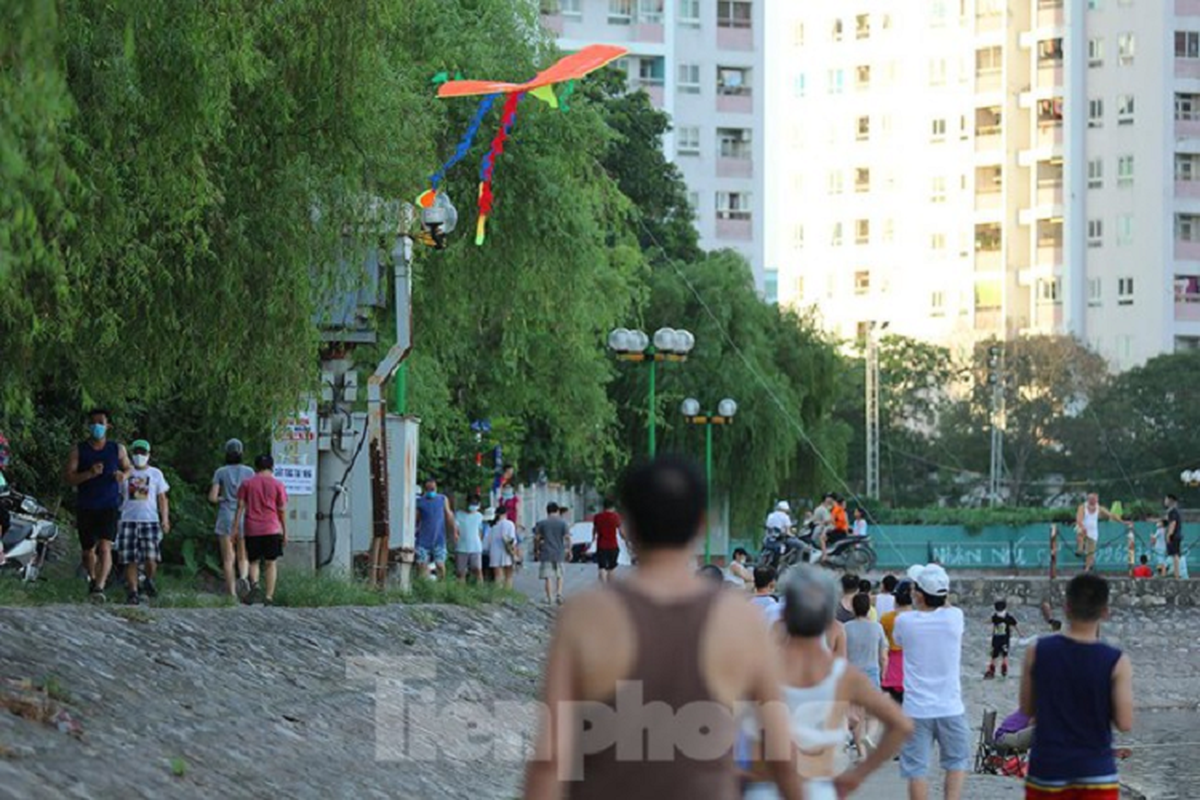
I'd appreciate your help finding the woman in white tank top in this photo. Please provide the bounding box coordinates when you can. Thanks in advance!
[741,566,914,800]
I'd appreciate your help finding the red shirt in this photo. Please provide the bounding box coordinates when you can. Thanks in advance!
[593,510,622,550]
[1132,565,1153,578]
[237,473,288,537]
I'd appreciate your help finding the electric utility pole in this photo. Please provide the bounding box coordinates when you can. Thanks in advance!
[987,343,1006,506]
[865,322,883,500]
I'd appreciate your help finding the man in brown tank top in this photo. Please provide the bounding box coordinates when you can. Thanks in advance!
[524,456,805,800]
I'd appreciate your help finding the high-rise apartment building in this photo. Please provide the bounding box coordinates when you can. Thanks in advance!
[541,0,766,291]
[767,0,1200,369]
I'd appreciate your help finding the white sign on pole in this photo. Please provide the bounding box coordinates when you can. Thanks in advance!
[273,463,316,496]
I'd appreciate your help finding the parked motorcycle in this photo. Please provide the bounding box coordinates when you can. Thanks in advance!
[0,475,59,582]
[757,523,877,581]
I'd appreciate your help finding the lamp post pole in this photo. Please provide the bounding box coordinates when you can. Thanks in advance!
[648,346,658,457]
[682,397,738,565]
[705,418,713,562]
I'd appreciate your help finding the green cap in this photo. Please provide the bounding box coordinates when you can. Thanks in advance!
[131,439,151,453]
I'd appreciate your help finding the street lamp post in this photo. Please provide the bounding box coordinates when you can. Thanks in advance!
[682,397,738,564]
[1182,471,1200,488]
[608,327,696,456]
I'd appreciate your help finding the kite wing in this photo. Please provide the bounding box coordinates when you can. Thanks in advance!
[437,44,628,99]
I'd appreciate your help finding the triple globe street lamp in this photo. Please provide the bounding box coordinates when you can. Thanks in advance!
[608,327,696,456]
[682,397,738,565]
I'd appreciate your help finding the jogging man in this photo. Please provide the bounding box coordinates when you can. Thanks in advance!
[64,408,132,601]
[533,502,571,605]
[114,440,170,605]
[414,478,456,581]
[1075,492,1130,573]
[590,497,623,584]
[233,454,288,604]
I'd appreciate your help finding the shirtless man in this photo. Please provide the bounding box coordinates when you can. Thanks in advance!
[1075,492,1131,573]
[524,456,805,800]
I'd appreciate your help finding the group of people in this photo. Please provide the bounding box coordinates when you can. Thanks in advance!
[66,410,288,605]
[1075,491,1186,578]
[764,494,869,561]
[522,455,1135,800]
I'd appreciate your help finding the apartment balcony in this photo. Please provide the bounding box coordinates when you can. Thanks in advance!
[976,13,1003,34]
[975,71,1002,93]
[976,130,1002,153]
[1179,0,1200,14]
[1177,60,1200,80]
[1037,2,1064,27]
[974,308,1004,331]
[716,217,753,240]
[1037,185,1064,205]
[717,93,753,114]
[975,191,1003,213]
[1037,64,1063,88]
[1178,119,1200,139]
[716,156,753,178]
[542,12,565,34]
[975,250,1002,271]
[1178,180,1200,199]
[1176,239,1200,260]
[634,22,665,43]
[1036,246,1063,267]
[1037,124,1063,148]
[1177,293,1200,321]
[717,26,754,51]
[632,80,664,107]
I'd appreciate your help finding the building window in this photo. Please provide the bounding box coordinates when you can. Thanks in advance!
[793,22,804,45]
[831,221,844,246]
[931,233,947,250]
[1087,218,1103,248]
[608,0,634,25]
[679,0,700,25]
[677,64,700,94]
[1117,214,1133,245]
[1177,213,1200,241]
[856,13,870,38]
[1177,92,1200,120]
[635,56,665,87]
[1037,278,1062,304]
[1088,98,1104,128]
[1177,153,1200,180]
[1088,37,1104,67]
[856,115,870,141]
[855,65,871,90]
[792,224,804,249]
[1117,155,1134,187]
[854,270,871,294]
[793,73,806,98]
[716,191,752,220]
[930,0,948,27]
[687,191,700,211]
[827,69,844,94]
[1038,38,1064,63]
[717,127,752,158]
[976,46,1002,75]
[931,176,947,203]
[793,276,805,299]
[929,58,947,86]
[931,290,946,316]
[637,0,664,24]
[931,118,947,141]
[1118,33,1135,65]
[1087,158,1103,189]
[717,0,752,29]
[1117,95,1134,125]
[1177,31,1200,59]
[677,126,700,155]
[831,18,843,41]
[828,171,843,195]
[556,0,583,16]
[855,218,870,244]
[854,167,870,193]
[1037,97,1063,124]
[1088,277,1102,307]
[1118,277,1134,306]
[718,66,751,96]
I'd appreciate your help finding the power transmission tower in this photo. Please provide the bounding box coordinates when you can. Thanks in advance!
[865,322,884,500]
[987,344,1006,506]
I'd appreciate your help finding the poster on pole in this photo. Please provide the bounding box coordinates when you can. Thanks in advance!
[273,463,316,496]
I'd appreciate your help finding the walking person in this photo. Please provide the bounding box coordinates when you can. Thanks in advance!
[740,566,913,800]
[486,505,517,589]
[835,573,860,623]
[1074,493,1130,573]
[453,494,485,582]
[590,497,624,584]
[727,546,754,588]
[113,440,169,605]
[1164,494,1184,579]
[984,599,1021,679]
[64,408,132,600]
[844,592,890,758]
[208,438,253,599]
[533,502,571,604]
[1020,574,1133,800]
[414,478,456,582]
[1151,518,1169,577]
[875,574,898,617]
[893,564,970,800]
[880,583,913,705]
[523,456,806,800]
[232,454,287,605]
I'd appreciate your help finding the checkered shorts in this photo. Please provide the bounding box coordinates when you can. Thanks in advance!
[115,521,162,564]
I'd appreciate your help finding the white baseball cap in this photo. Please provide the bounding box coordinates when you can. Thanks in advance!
[776,500,791,512]
[915,564,950,597]
[906,564,925,583]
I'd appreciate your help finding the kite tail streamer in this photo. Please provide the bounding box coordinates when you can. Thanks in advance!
[429,94,497,189]
[558,79,576,111]
[476,91,524,245]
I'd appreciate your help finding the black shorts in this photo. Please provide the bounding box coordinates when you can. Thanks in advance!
[596,548,619,571]
[245,534,284,562]
[76,507,119,550]
[1167,536,1183,557]
[884,687,904,706]
[991,636,1011,659]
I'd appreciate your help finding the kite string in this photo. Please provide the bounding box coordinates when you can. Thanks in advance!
[429,94,498,189]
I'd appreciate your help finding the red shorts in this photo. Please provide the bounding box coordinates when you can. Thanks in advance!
[1026,778,1119,800]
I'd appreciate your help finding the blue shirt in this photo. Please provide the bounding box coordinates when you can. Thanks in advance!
[415,493,447,549]
[1029,634,1122,781]
[76,441,121,511]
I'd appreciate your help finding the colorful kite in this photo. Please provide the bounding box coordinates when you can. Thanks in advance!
[417,44,628,246]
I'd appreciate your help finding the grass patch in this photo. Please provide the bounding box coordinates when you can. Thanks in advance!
[37,675,71,704]
[272,573,524,609]
[169,756,187,778]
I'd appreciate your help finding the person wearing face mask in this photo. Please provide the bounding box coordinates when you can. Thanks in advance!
[114,439,170,605]
[415,478,456,581]
[453,493,485,582]
[64,408,133,601]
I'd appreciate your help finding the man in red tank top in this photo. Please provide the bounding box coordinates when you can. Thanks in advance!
[590,497,624,583]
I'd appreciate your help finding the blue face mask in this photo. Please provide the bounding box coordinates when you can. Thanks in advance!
[90,423,107,441]
[425,490,437,499]
[468,505,480,512]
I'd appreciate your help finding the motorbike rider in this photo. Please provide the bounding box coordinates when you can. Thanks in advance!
[820,494,851,562]
[765,500,794,536]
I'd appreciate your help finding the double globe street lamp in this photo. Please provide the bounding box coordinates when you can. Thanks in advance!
[682,397,738,565]
[608,327,696,456]
[1181,471,1200,488]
